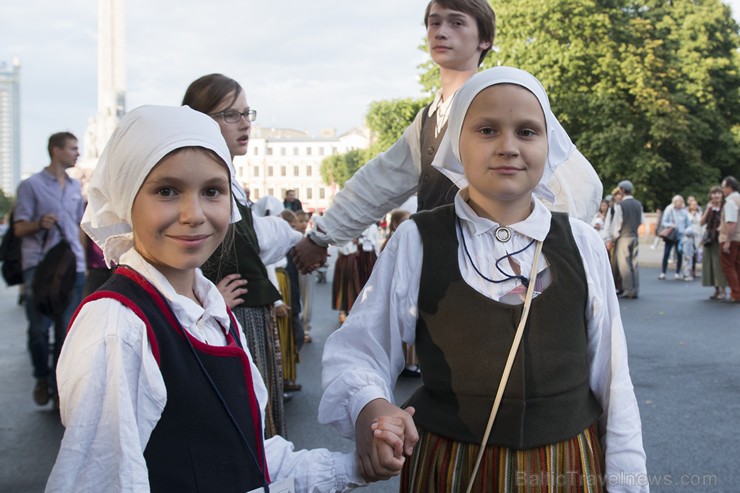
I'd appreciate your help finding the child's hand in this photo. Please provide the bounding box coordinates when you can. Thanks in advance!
[355,399,418,482]
[216,274,248,309]
[274,304,290,318]
[371,407,417,458]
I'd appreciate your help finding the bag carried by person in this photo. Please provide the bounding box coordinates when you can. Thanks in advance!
[658,210,678,242]
[701,229,718,246]
[658,226,677,242]
[32,223,77,316]
[0,212,23,286]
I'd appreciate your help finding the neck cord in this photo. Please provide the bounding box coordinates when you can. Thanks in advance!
[457,217,535,288]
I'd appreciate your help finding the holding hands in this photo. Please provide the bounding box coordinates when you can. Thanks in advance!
[355,398,418,482]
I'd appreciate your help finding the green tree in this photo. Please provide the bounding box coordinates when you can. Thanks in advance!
[364,97,431,154]
[320,149,370,188]
[0,189,13,220]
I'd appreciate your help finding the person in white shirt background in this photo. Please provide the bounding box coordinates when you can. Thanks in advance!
[319,67,647,491]
[46,105,407,492]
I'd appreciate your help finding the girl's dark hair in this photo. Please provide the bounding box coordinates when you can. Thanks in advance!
[182,74,243,114]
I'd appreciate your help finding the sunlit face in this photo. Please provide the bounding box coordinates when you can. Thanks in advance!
[53,138,80,169]
[212,90,251,158]
[295,214,308,233]
[131,148,231,285]
[426,4,490,71]
[459,84,548,214]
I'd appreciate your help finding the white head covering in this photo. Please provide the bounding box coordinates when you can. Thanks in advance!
[431,66,577,204]
[252,196,284,217]
[81,105,239,267]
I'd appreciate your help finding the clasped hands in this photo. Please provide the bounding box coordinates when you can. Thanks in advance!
[355,398,418,483]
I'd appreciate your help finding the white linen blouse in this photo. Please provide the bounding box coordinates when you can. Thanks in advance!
[46,248,362,493]
[319,190,648,492]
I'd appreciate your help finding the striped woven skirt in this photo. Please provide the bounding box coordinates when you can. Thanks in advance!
[275,268,297,382]
[231,304,286,439]
[401,424,605,492]
[357,249,378,286]
[332,253,362,313]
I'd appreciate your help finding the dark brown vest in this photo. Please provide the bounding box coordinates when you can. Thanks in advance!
[416,104,457,211]
[406,206,602,449]
[202,201,281,307]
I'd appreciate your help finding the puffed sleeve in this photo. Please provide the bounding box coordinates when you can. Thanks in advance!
[46,298,167,492]
[319,220,422,438]
[570,219,648,492]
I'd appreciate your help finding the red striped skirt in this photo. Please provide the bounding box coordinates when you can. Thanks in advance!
[400,424,605,492]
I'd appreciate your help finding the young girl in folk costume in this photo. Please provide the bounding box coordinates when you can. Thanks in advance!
[319,68,647,492]
[46,106,369,492]
[183,74,301,437]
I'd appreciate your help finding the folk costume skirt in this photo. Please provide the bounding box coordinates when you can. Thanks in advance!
[400,424,605,493]
[232,304,286,438]
[275,268,298,383]
[332,253,362,313]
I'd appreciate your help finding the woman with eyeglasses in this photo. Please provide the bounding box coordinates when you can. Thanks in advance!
[182,74,298,439]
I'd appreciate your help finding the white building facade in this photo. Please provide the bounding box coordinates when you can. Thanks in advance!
[0,59,21,197]
[234,125,370,213]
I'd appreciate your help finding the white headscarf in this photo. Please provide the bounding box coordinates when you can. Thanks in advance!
[251,196,284,217]
[81,105,240,267]
[431,66,577,204]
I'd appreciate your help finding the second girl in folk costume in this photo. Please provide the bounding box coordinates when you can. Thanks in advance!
[183,74,301,437]
[320,67,647,491]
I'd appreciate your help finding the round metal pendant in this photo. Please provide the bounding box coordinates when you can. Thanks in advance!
[494,226,512,243]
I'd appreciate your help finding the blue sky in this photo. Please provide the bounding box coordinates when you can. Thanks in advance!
[2,0,739,175]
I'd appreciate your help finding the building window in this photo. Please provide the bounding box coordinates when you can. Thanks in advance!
[254,188,260,199]
[254,147,259,156]
[254,167,259,177]
[306,165,312,177]
[268,188,274,197]
[293,147,299,156]
[267,166,274,177]
[306,188,313,199]
[280,147,286,156]
[319,147,324,156]
[280,166,286,177]
[267,146,273,156]
[293,165,299,176]
[319,188,326,199]
[332,147,338,154]
[306,147,312,156]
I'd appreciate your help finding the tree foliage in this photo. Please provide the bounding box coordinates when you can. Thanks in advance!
[475,0,740,209]
[320,149,370,189]
[0,189,13,220]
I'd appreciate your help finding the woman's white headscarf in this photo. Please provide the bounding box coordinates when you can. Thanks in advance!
[252,196,284,217]
[431,66,576,204]
[81,105,240,267]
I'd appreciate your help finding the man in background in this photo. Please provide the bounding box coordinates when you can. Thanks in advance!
[14,132,86,407]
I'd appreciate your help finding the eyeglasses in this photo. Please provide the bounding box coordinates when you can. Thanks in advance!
[210,109,257,123]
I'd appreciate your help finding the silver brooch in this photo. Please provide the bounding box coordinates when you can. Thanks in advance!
[494,226,512,243]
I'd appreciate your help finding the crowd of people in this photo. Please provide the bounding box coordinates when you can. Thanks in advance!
[3,0,738,491]
[589,179,739,304]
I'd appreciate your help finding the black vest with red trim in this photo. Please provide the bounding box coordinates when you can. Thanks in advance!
[86,267,269,492]
[406,207,602,449]
[416,104,456,212]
